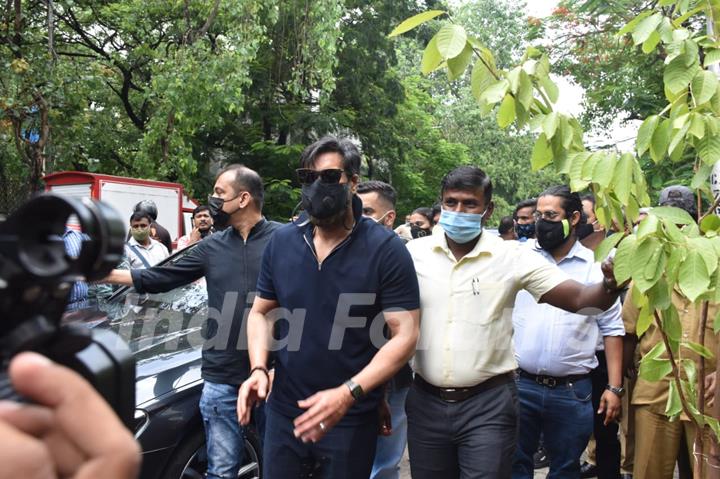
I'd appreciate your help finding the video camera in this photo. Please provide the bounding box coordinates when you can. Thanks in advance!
[0,194,135,427]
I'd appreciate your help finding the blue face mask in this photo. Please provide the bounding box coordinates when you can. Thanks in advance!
[515,222,535,240]
[439,209,487,244]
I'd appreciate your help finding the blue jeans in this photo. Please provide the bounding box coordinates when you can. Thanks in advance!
[371,386,409,479]
[263,406,377,478]
[199,381,245,479]
[512,375,593,479]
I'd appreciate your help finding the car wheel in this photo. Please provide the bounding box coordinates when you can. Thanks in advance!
[160,428,262,479]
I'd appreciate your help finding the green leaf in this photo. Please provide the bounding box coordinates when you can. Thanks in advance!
[692,70,719,105]
[698,133,720,165]
[665,246,687,286]
[471,58,494,101]
[595,232,624,262]
[633,238,662,292]
[614,235,638,284]
[636,214,659,240]
[691,162,713,189]
[645,341,667,361]
[531,133,553,171]
[637,305,654,337]
[666,380,683,417]
[618,11,652,36]
[642,30,661,53]
[688,114,705,139]
[689,237,718,275]
[612,153,634,203]
[540,76,559,103]
[480,79,509,105]
[435,24,468,59]
[447,43,473,80]
[637,115,660,156]
[652,206,695,225]
[705,49,720,68]
[517,71,534,110]
[639,358,673,382]
[679,249,711,301]
[542,112,560,139]
[714,310,720,334]
[661,306,682,341]
[421,35,443,75]
[701,214,720,233]
[682,341,714,359]
[648,277,672,311]
[592,152,617,188]
[650,119,671,163]
[664,54,698,95]
[388,10,446,37]
[497,95,516,129]
[632,12,663,45]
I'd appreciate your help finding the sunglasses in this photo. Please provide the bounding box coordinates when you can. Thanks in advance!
[296,168,344,185]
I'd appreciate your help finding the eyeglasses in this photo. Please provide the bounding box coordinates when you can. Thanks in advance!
[296,168,344,185]
[533,211,562,221]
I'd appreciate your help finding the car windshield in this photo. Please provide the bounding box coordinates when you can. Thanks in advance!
[64,244,208,364]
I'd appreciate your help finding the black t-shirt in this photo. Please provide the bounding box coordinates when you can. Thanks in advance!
[132,219,281,385]
[256,196,420,423]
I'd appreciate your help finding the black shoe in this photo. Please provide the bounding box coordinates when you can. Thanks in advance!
[533,446,549,469]
[579,461,597,478]
[620,474,633,479]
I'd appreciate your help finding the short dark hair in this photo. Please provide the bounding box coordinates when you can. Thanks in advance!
[440,166,493,203]
[130,211,153,224]
[431,202,442,218]
[411,207,435,226]
[539,185,583,219]
[498,215,515,234]
[217,164,265,209]
[192,205,211,217]
[581,194,595,207]
[513,198,537,219]
[300,136,361,176]
[357,180,397,208]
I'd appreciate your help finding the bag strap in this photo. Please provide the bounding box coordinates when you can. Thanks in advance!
[127,243,152,269]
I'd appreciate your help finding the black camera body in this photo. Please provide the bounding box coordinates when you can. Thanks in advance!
[0,194,135,427]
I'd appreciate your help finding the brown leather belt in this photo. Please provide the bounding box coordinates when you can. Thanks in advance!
[517,369,590,388]
[414,373,513,403]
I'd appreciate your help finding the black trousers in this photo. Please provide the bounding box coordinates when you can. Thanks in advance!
[591,351,621,479]
[406,378,518,479]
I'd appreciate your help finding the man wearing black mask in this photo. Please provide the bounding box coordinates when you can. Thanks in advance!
[514,198,537,242]
[103,165,280,479]
[512,185,624,478]
[238,136,420,479]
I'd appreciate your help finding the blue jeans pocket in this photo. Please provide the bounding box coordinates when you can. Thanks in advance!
[566,379,592,402]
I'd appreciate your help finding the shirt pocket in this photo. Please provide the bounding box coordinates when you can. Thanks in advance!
[456,280,514,326]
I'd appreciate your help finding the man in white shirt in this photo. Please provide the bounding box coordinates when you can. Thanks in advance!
[124,210,169,269]
[511,185,624,478]
[406,166,626,479]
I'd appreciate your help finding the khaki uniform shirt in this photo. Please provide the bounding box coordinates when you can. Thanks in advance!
[623,288,717,417]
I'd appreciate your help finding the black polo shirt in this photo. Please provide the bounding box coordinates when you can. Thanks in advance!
[131,218,281,385]
[256,196,419,423]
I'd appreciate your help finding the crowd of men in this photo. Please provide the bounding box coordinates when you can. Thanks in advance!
[20,134,714,479]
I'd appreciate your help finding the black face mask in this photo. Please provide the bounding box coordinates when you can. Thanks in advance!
[536,218,571,251]
[410,224,430,239]
[575,222,594,240]
[301,181,349,220]
[208,196,236,230]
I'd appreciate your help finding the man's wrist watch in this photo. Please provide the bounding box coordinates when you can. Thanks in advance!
[344,379,365,401]
[606,384,625,397]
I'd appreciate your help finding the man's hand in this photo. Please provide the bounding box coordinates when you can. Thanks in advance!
[705,372,717,407]
[188,227,202,244]
[0,352,141,479]
[237,369,270,426]
[377,398,392,436]
[293,386,355,443]
[600,257,628,292]
[598,389,622,426]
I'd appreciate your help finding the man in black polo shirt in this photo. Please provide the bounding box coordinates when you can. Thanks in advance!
[237,137,420,479]
[103,165,280,479]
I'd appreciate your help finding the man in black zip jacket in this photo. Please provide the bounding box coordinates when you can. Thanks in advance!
[103,165,281,479]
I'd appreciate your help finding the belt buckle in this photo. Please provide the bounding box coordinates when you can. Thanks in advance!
[537,376,557,388]
[441,388,459,403]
